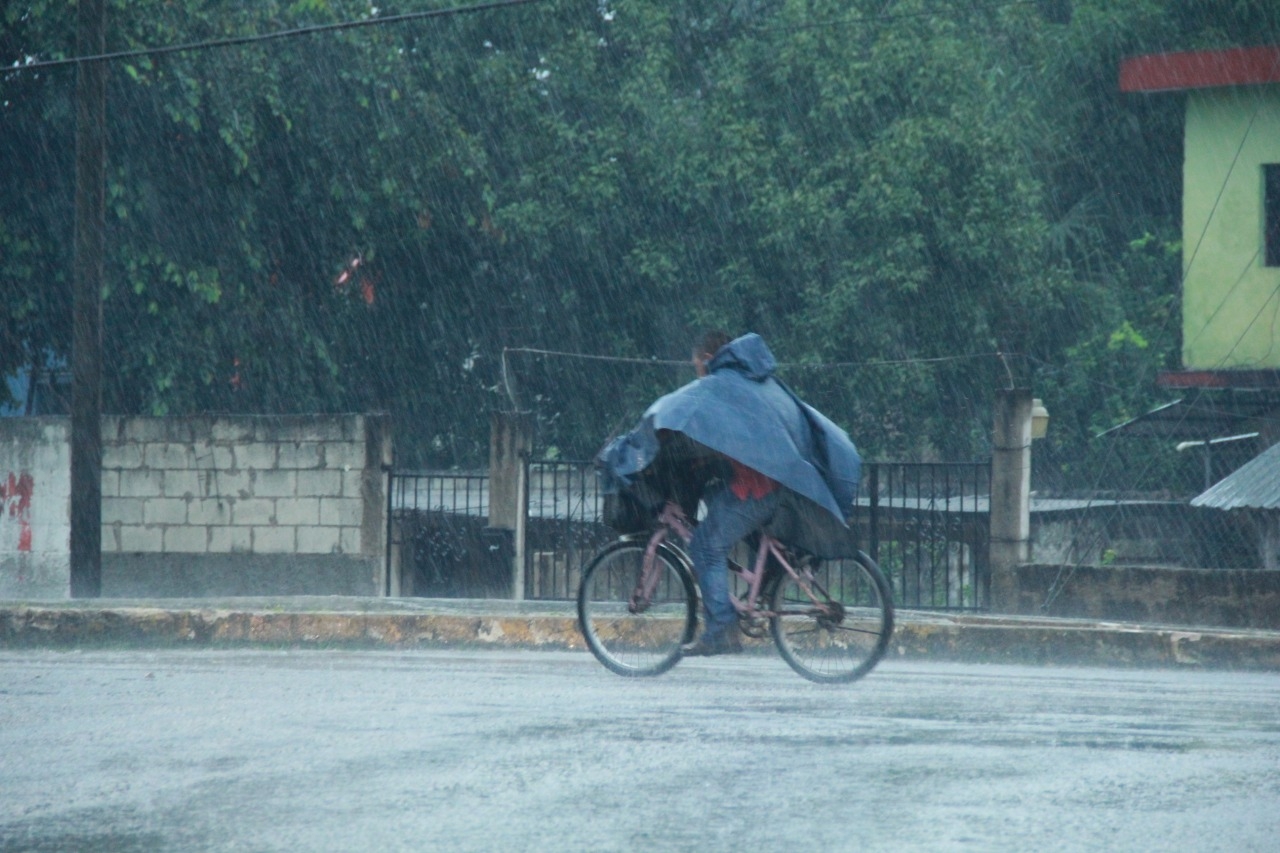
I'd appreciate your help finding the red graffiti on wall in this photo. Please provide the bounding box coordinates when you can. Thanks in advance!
[1,472,34,552]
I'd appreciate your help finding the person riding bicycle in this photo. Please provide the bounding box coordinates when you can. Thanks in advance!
[679,331,785,655]
[598,330,863,657]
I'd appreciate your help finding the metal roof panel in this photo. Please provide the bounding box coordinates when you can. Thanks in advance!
[1191,442,1280,510]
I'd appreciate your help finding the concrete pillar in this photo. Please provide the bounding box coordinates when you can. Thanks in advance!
[360,414,393,595]
[489,412,532,600]
[989,388,1033,611]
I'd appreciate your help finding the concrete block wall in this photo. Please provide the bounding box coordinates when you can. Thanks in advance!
[1006,564,1280,629]
[0,418,71,598]
[0,414,392,599]
[102,416,366,558]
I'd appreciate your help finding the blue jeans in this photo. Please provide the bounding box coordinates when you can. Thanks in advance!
[688,484,782,640]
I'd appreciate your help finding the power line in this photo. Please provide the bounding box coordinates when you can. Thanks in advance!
[503,347,688,367]
[787,352,1011,370]
[1215,256,1280,368]
[502,346,1010,370]
[1,0,1053,74]
[7,0,552,72]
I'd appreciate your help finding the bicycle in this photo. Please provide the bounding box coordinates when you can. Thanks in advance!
[577,500,894,684]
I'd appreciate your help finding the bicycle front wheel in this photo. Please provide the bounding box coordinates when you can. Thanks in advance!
[577,540,698,677]
[769,552,894,684]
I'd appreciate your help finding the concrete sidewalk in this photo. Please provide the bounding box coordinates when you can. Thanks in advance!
[2,596,1279,669]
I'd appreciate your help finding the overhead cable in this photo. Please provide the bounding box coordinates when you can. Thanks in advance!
[8,0,551,72]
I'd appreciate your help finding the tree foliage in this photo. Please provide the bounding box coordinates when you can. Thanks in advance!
[2,0,1278,488]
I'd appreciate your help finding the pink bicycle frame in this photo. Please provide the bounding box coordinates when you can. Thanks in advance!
[634,501,829,618]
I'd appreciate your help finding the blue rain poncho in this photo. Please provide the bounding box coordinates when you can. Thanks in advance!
[597,333,862,558]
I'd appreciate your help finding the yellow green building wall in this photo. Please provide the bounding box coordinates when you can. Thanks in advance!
[1182,83,1280,369]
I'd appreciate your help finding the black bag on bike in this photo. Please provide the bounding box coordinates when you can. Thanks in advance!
[602,488,654,534]
[598,432,712,534]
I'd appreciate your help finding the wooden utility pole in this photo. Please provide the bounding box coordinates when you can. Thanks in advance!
[70,0,106,597]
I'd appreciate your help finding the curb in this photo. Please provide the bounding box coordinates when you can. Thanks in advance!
[0,606,582,651]
[2,602,1279,669]
[887,618,1280,669]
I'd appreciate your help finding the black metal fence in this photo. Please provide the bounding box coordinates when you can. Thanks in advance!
[387,471,510,597]
[524,460,615,599]
[855,461,991,610]
[389,459,992,611]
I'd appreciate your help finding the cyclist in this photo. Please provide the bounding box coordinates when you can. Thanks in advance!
[597,330,862,658]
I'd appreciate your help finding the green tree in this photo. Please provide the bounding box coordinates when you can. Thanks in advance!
[3,0,1278,485]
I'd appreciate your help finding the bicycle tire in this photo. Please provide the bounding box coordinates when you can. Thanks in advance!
[768,551,894,684]
[577,539,698,677]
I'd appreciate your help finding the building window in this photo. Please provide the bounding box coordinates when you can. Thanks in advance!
[1267,164,1280,267]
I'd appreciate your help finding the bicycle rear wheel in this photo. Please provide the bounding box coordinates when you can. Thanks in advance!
[769,552,894,684]
[577,540,697,677]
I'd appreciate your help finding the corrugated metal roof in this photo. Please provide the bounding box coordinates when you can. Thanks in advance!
[1191,442,1280,510]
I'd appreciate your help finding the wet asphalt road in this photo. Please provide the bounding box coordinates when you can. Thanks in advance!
[1,649,1278,853]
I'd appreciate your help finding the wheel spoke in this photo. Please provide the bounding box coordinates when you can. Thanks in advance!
[769,553,894,684]
[578,541,696,677]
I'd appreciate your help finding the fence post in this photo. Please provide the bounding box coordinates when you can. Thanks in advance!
[868,464,880,563]
[989,388,1032,611]
[489,411,532,600]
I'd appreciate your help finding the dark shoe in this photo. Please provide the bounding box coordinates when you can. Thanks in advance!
[681,629,743,657]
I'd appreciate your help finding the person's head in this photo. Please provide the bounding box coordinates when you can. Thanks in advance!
[692,329,731,377]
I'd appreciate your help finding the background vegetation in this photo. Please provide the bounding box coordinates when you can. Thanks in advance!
[3,0,1278,488]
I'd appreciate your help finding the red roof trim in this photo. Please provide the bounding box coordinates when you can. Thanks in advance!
[1120,46,1280,92]
[1157,370,1280,389]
